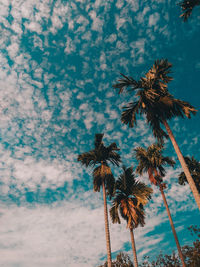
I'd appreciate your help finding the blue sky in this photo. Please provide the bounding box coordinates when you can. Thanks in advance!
[0,0,200,266]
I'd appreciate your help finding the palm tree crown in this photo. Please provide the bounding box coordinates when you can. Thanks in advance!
[134,143,175,186]
[179,156,200,193]
[110,166,152,229]
[113,59,197,142]
[178,0,200,21]
[78,133,121,267]
[134,144,186,266]
[78,133,121,195]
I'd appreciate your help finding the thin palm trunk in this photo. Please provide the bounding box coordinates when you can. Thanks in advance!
[163,120,200,210]
[130,228,138,267]
[102,179,112,267]
[159,184,186,267]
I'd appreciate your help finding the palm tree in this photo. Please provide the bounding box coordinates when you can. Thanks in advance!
[110,166,152,267]
[113,59,200,210]
[77,133,121,267]
[178,156,200,193]
[135,143,186,267]
[177,0,200,21]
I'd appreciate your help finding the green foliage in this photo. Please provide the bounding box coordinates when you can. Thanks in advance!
[110,166,152,229]
[139,225,200,267]
[113,59,197,142]
[178,0,200,22]
[178,156,200,193]
[98,252,134,267]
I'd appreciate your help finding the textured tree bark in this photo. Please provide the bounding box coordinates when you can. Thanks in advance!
[163,120,200,211]
[159,184,186,267]
[130,228,138,267]
[102,179,112,267]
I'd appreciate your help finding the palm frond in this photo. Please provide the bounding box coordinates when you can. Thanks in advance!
[146,112,169,142]
[113,60,197,143]
[147,59,173,84]
[178,0,200,21]
[94,133,104,149]
[77,151,97,167]
[178,156,200,193]
[135,143,175,187]
[113,73,141,94]
[105,172,115,198]
[111,166,151,229]
[162,156,176,167]
[121,101,140,128]
[107,152,121,166]
[110,204,121,224]
[93,164,115,196]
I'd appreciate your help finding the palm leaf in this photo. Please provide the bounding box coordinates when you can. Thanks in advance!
[94,133,104,149]
[135,143,175,188]
[113,73,141,94]
[178,0,200,21]
[110,204,121,224]
[77,151,97,167]
[113,59,197,143]
[121,101,140,127]
[110,166,152,229]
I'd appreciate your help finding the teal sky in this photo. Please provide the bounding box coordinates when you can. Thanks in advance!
[0,0,200,266]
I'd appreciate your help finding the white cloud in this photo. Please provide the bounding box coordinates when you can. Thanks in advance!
[105,34,117,43]
[64,37,76,54]
[7,42,19,59]
[115,15,126,31]
[25,21,42,34]
[89,10,103,32]
[149,12,160,27]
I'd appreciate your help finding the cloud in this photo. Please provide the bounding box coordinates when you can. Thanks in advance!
[89,10,103,32]
[64,37,76,54]
[0,0,200,266]
[148,12,160,27]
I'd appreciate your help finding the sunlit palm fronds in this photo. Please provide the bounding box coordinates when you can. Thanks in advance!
[113,59,197,142]
[134,144,175,185]
[110,166,152,229]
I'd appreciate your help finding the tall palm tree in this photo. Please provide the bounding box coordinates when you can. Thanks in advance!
[110,166,152,267]
[113,59,200,210]
[77,133,121,267]
[135,143,186,267]
[178,156,200,193]
[177,0,200,21]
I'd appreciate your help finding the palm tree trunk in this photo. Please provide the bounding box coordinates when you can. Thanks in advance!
[163,120,200,210]
[159,184,186,267]
[102,179,112,267]
[130,228,138,267]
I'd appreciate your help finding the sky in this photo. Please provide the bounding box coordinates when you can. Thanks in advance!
[0,0,200,266]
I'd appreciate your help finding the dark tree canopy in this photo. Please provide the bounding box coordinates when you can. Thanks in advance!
[98,252,134,267]
[77,133,121,197]
[134,143,175,186]
[178,0,200,21]
[113,59,196,142]
[178,156,200,193]
[110,166,152,229]
[139,225,200,267]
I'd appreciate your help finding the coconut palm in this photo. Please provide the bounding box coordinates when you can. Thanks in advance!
[178,156,200,193]
[113,59,200,210]
[178,0,200,21]
[135,143,186,267]
[110,166,152,267]
[77,133,121,267]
